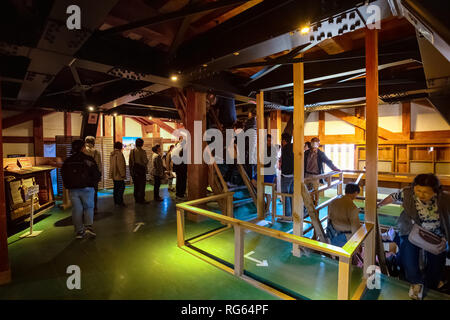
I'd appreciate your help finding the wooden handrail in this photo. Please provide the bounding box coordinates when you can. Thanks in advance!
[179,192,234,206]
[304,170,341,183]
[342,223,374,255]
[177,199,372,259]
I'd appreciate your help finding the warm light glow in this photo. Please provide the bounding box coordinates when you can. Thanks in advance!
[300,26,310,34]
[170,75,178,81]
[202,64,208,67]
[233,52,239,56]
[113,113,118,117]
[88,106,95,112]
[149,116,152,120]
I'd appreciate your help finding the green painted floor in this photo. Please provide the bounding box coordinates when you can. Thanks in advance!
[1,185,449,300]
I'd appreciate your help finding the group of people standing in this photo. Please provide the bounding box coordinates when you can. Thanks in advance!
[61,136,188,239]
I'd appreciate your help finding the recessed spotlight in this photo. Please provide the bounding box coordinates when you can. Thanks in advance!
[87,106,95,112]
[300,26,310,34]
[170,75,178,81]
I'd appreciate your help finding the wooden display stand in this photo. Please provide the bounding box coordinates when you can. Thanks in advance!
[3,157,58,227]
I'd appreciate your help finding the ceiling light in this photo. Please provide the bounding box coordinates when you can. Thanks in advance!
[300,26,310,34]
[113,113,118,117]
[149,116,152,120]
[87,106,95,112]
[170,75,178,81]
[233,52,239,56]
[202,64,208,67]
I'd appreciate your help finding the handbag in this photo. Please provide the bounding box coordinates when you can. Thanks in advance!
[408,222,446,255]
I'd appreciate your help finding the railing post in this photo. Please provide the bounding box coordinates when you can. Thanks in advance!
[176,209,185,247]
[271,184,276,224]
[338,256,351,300]
[226,193,233,218]
[234,225,244,276]
[338,172,343,195]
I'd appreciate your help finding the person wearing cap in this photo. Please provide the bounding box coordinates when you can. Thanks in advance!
[83,136,102,213]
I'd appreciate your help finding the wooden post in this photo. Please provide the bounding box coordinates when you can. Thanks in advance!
[176,209,185,247]
[114,115,124,142]
[0,81,11,285]
[402,102,411,140]
[364,28,378,275]
[355,107,365,142]
[338,257,351,300]
[256,92,265,220]
[269,110,281,146]
[64,112,71,137]
[234,225,244,276]
[292,56,305,257]
[104,115,112,137]
[96,114,102,137]
[226,193,233,218]
[186,89,208,219]
[33,116,44,157]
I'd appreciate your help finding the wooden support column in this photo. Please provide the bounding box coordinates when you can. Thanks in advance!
[104,115,112,137]
[114,115,124,142]
[186,89,208,221]
[292,56,305,257]
[0,82,11,285]
[96,114,102,137]
[152,124,160,138]
[364,28,378,276]
[33,116,44,157]
[256,92,265,220]
[64,112,71,137]
[402,102,411,140]
[269,110,281,145]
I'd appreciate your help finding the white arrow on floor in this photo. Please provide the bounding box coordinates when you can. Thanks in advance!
[244,251,268,267]
[133,222,145,232]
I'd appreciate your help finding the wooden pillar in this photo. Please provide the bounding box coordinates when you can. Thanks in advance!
[64,112,71,137]
[402,102,411,140]
[318,111,325,141]
[186,89,208,220]
[292,56,305,257]
[256,92,265,220]
[33,116,44,157]
[104,115,112,137]
[114,115,124,142]
[153,124,160,138]
[0,82,11,285]
[364,28,378,275]
[96,114,102,137]
[269,110,281,145]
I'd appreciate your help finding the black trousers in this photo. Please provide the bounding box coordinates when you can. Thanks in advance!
[113,180,125,205]
[154,176,161,200]
[132,174,147,202]
[174,164,187,197]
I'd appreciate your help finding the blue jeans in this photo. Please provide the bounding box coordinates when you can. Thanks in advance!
[399,236,447,289]
[281,175,294,217]
[69,187,95,234]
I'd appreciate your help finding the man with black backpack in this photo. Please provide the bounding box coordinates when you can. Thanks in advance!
[61,140,101,239]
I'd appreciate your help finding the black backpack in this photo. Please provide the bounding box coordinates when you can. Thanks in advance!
[62,153,101,189]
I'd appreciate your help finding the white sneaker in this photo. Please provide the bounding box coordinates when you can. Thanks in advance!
[409,283,424,300]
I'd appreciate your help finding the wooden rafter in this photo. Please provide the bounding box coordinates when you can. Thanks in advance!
[326,109,403,140]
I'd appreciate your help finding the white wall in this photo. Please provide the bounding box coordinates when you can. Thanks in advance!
[304,112,319,135]
[43,112,64,138]
[125,117,142,137]
[379,104,402,133]
[160,122,176,139]
[411,101,450,132]
[2,143,34,157]
[71,113,83,137]
[325,112,355,135]
[3,121,33,136]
